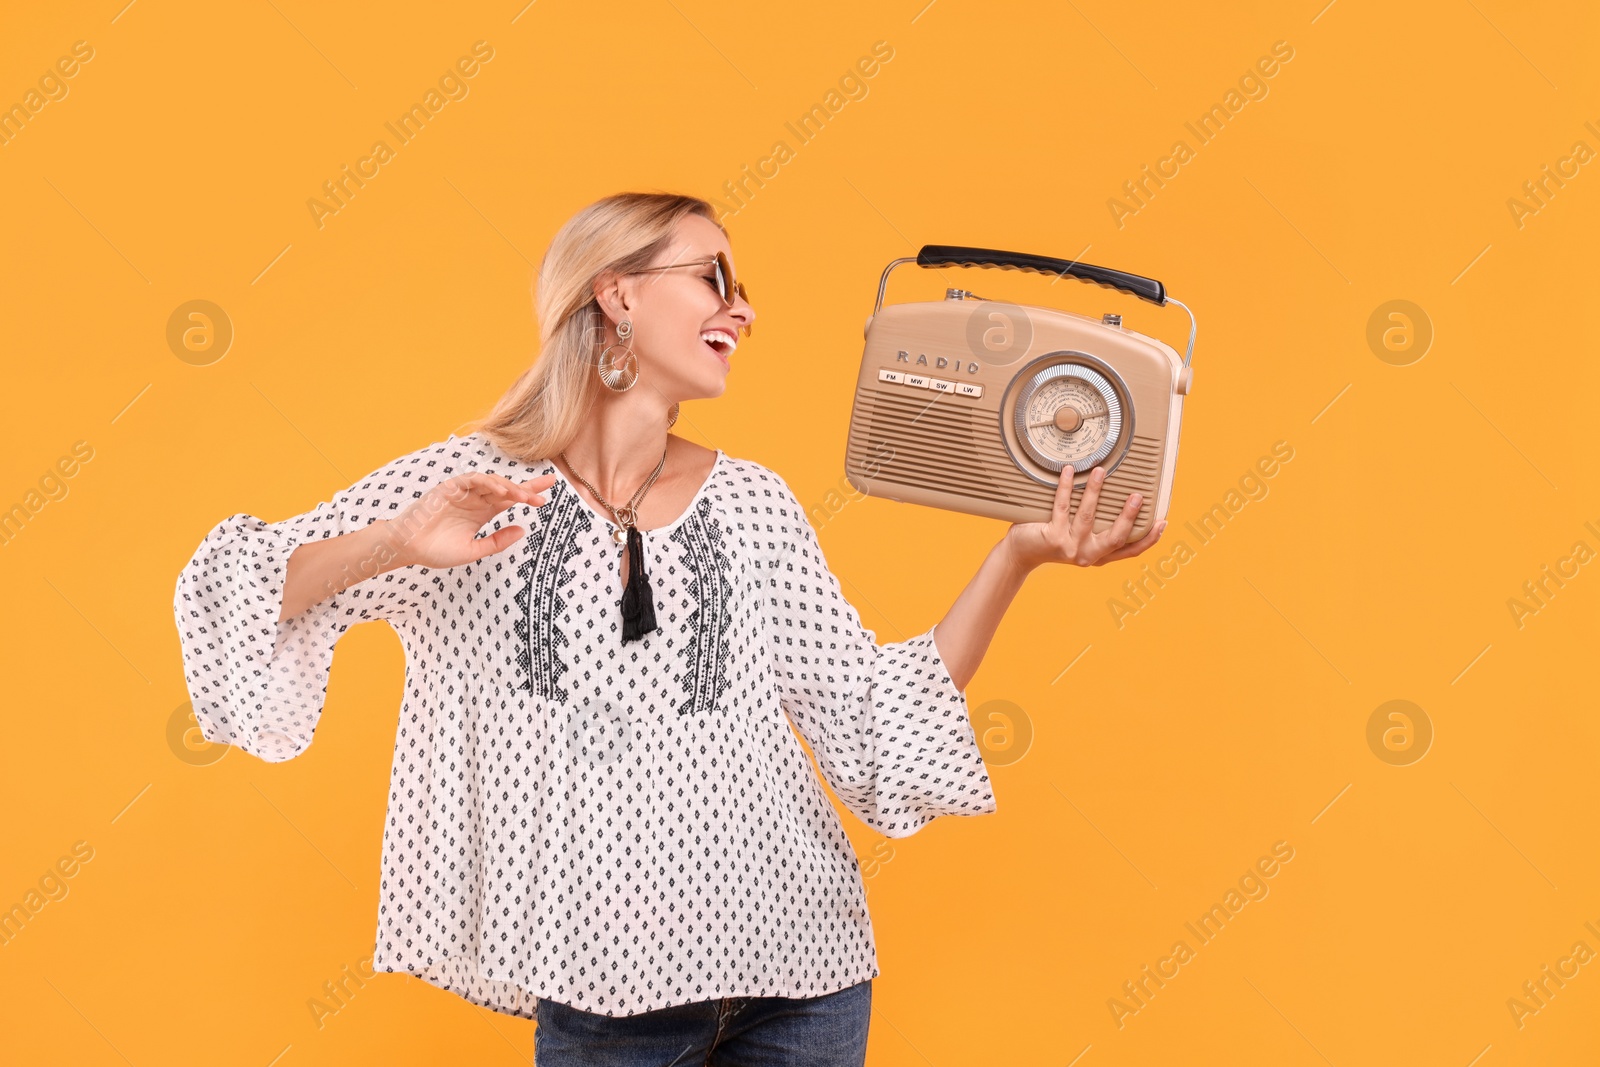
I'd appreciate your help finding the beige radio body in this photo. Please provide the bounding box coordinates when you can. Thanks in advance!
[843,247,1196,544]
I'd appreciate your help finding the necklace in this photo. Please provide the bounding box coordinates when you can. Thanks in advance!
[558,444,670,642]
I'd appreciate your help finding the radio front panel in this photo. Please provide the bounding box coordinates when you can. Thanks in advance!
[844,299,1184,540]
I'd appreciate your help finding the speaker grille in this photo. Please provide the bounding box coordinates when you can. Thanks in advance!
[846,386,1159,523]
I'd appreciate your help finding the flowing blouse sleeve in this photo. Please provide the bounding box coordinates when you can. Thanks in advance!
[172,453,436,763]
[757,474,998,838]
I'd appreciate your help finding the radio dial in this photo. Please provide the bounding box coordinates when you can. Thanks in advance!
[1012,358,1125,473]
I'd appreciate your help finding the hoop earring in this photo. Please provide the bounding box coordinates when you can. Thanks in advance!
[598,318,639,392]
[667,402,679,428]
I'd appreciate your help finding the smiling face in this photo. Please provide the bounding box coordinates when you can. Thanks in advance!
[596,213,756,406]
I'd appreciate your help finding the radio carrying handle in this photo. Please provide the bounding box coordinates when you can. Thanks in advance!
[873,245,1197,366]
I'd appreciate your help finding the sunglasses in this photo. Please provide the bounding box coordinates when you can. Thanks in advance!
[625,250,752,337]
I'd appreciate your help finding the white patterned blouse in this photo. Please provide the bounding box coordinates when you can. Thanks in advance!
[173,431,997,1020]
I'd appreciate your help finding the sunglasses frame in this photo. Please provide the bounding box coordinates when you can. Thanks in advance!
[623,250,752,337]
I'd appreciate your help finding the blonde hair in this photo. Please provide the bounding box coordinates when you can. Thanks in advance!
[473,191,724,464]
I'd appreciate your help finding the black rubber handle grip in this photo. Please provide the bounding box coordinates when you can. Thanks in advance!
[916,244,1166,306]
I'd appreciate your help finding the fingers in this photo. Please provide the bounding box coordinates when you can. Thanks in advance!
[502,472,558,507]
[525,472,560,493]
[1096,519,1167,565]
[469,525,527,560]
[1069,465,1107,541]
[442,472,506,507]
[1050,463,1079,525]
[1100,487,1144,550]
[447,472,554,512]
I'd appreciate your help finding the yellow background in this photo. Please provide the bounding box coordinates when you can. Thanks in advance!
[2,0,1596,1063]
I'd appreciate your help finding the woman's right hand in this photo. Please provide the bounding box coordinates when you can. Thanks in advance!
[385,471,559,570]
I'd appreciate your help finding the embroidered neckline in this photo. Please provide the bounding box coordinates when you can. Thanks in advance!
[669,495,735,716]
[545,449,726,539]
[511,486,590,698]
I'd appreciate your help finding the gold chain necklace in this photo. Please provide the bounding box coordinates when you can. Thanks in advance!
[559,445,670,544]
[558,444,671,642]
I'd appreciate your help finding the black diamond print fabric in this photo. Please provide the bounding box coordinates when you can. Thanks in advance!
[173,432,997,1021]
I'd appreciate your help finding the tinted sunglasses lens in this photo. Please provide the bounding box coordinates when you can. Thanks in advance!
[716,252,751,337]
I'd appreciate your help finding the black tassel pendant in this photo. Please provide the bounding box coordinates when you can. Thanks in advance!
[619,525,658,642]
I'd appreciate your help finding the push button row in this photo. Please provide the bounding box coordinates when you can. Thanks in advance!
[878,368,983,398]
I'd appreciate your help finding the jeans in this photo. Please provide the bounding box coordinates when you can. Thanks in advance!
[534,979,872,1067]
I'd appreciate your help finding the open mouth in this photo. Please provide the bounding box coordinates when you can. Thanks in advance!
[700,330,737,365]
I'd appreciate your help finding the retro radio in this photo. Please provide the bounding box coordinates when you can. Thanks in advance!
[844,246,1197,543]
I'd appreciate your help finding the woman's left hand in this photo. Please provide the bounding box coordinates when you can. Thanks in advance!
[1005,464,1167,571]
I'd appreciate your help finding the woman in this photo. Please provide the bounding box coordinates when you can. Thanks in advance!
[174,191,1165,1065]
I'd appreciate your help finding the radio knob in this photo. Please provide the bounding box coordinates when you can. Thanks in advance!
[1175,366,1193,395]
